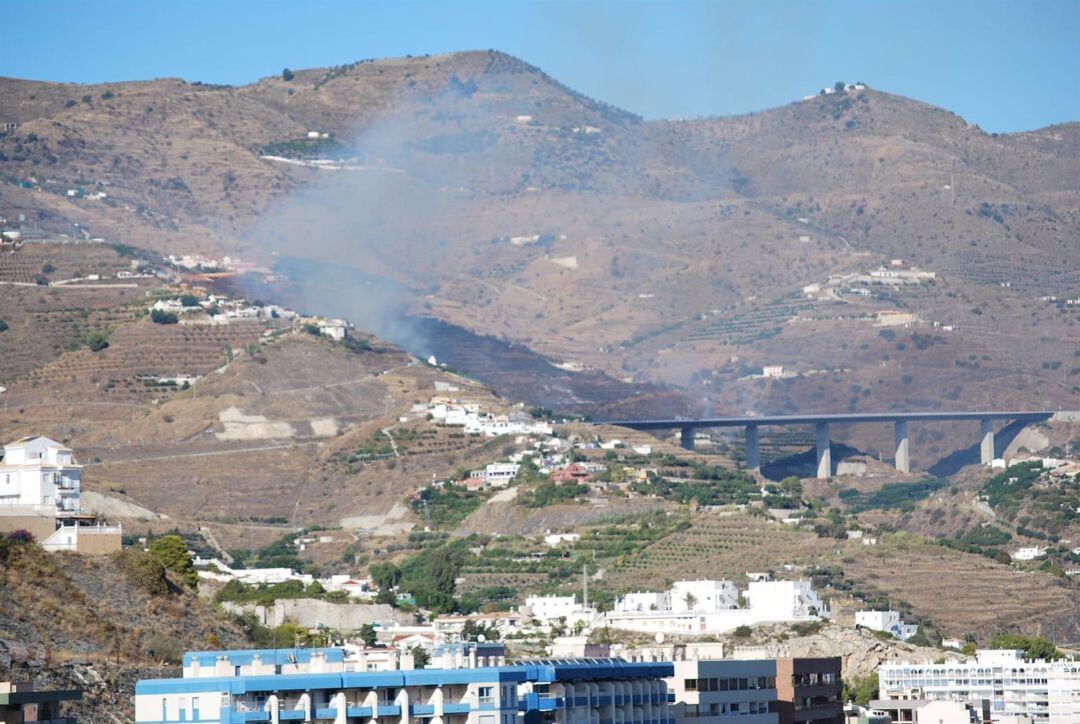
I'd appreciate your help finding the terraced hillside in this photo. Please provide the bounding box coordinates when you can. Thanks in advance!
[1,51,1077,431]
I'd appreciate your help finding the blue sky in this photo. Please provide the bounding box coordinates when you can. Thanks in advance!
[3,0,1078,132]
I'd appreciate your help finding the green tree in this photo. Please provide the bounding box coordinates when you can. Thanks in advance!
[462,620,501,642]
[988,634,1060,660]
[779,476,803,497]
[370,561,402,590]
[86,331,109,352]
[359,623,378,647]
[0,319,8,333]
[426,546,465,596]
[834,81,846,93]
[842,672,878,707]
[282,68,295,82]
[305,580,326,596]
[149,534,197,587]
[179,294,200,307]
[411,644,431,668]
[151,309,179,324]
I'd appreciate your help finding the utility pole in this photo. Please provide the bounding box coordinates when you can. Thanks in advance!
[582,563,589,610]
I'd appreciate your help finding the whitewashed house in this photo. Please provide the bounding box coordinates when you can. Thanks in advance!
[0,436,82,514]
[855,610,918,641]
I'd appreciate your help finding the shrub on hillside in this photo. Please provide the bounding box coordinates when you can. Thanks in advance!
[145,632,183,663]
[0,319,8,332]
[86,331,109,352]
[6,529,36,544]
[149,534,198,587]
[118,550,171,597]
[150,309,179,324]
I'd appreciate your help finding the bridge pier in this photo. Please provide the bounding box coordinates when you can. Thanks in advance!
[980,419,995,465]
[894,420,910,474]
[815,423,831,480]
[746,425,760,473]
[680,426,695,452]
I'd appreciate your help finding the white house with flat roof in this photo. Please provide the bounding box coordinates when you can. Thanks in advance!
[605,580,827,636]
[855,610,918,641]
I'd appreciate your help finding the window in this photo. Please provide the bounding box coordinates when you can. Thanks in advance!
[684,679,697,692]
[192,696,200,720]
[478,686,496,705]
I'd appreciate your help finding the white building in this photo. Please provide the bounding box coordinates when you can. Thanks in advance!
[0,436,82,515]
[0,436,121,553]
[614,590,669,613]
[543,532,581,548]
[317,318,349,340]
[605,580,827,636]
[855,610,918,641]
[195,558,314,587]
[1011,546,1047,561]
[876,649,1080,723]
[468,462,520,488]
[522,594,598,629]
[744,580,825,620]
[42,521,123,553]
[670,580,740,613]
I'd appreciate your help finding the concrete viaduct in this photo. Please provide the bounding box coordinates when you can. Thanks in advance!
[600,411,1055,479]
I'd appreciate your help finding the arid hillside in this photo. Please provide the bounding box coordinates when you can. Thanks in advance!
[1,50,1076,425]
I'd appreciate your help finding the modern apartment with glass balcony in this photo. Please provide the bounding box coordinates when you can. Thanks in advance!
[134,650,674,724]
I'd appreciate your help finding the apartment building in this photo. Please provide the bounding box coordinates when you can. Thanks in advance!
[135,650,674,724]
[875,649,1080,723]
[774,658,843,724]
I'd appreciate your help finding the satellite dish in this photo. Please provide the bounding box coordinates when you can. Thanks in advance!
[655,633,665,644]
[478,634,487,643]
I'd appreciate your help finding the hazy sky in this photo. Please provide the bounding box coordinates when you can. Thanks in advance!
[3,0,1078,132]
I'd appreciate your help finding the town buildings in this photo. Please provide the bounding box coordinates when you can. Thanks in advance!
[551,643,841,724]
[875,649,1080,723]
[0,436,120,553]
[135,649,674,724]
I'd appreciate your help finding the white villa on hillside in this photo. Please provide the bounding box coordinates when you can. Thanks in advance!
[0,435,82,514]
[0,436,121,553]
[855,610,918,641]
[604,579,827,635]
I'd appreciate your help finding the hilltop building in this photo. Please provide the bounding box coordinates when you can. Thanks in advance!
[0,436,121,553]
[874,649,1080,723]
